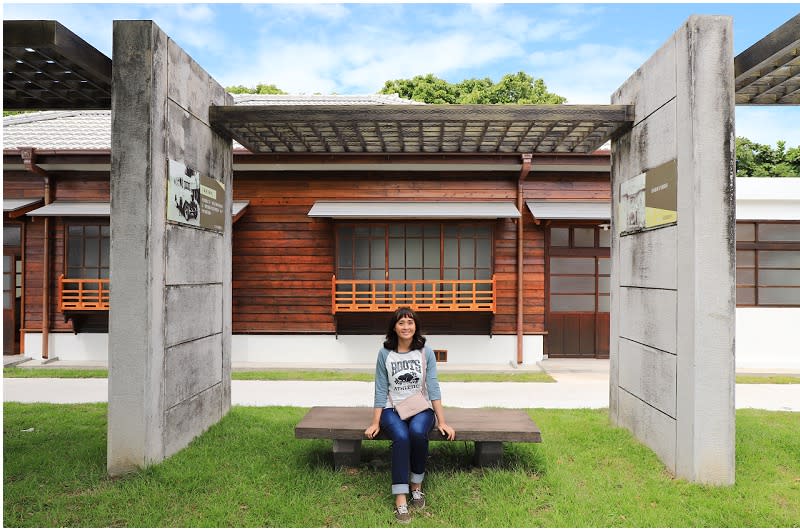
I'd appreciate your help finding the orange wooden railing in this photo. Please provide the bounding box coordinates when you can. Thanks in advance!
[58,275,110,310]
[332,275,495,313]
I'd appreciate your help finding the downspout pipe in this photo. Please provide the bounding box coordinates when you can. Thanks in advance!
[20,147,52,360]
[516,154,532,367]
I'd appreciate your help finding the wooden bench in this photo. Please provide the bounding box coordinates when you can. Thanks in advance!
[295,406,542,468]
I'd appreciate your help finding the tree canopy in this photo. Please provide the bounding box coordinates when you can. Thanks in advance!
[736,137,800,177]
[226,83,286,95]
[379,72,567,104]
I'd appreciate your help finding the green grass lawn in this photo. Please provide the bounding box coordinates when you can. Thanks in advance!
[4,404,798,527]
[3,367,555,383]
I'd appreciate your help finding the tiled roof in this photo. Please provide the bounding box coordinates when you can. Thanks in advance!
[231,93,423,106]
[3,110,111,150]
[3,94,421,151]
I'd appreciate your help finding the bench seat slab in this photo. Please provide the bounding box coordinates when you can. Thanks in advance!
[296,406,542,468]
[295,406,542,442]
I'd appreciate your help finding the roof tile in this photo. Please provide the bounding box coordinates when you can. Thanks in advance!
[3,94,420,151]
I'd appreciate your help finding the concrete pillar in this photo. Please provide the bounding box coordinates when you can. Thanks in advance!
[610,16,736,484]
[108,20,233,476]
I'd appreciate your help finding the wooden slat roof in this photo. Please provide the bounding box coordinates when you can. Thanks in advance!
[734,13,800,105]
[210,104,634,154]
[3,20,112,110]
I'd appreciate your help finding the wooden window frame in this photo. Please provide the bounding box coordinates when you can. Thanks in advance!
[335,221,494,282]
[64,222,111,280]
[736,220,800,308]
[545,222,610,314]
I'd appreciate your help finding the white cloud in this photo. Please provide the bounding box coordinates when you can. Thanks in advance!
[339,33,521,91]
[244,2,349,22]
[218,16,524,94]
[528,44,649,103]
[469,3,500,18]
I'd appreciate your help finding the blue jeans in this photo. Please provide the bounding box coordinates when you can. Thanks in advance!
[380,407,436,495]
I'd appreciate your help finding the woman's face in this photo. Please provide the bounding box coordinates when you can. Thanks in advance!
[394,315,416,342]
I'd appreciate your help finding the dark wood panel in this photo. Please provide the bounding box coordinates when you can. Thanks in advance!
[596,312,610,358]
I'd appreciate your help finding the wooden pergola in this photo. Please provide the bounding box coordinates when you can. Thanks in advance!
[209,104,634,155]
[3,20,112,110]
[734,13,800,105]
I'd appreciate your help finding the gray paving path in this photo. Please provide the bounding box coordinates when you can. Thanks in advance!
[4,359,799,411]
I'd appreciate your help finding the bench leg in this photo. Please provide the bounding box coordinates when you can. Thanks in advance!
[474,441,503,467]
[332,439,362,468]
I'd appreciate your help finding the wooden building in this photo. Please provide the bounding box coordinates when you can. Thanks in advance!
[4,95,798,367]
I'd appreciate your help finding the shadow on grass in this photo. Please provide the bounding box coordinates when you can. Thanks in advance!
[295,437,547,478]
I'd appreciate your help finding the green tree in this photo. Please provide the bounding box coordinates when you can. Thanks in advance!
[380,71,566,104]
[226,83,286,95]
[736,137,800,177]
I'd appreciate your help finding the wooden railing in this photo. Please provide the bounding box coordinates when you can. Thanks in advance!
[332,275,495,313]
[58,275,110,310]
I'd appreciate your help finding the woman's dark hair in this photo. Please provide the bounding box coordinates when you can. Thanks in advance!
[383,306,426,351]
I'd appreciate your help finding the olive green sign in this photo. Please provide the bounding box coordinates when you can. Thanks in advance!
[644,159,677,228]
[619,159,677,234]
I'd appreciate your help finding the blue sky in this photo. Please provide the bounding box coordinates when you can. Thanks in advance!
[4,2,799,146]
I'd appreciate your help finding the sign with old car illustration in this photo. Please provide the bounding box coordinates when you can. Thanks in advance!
[167,159,225,233]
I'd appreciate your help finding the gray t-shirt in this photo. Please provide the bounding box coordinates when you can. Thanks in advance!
[373,345,442,409]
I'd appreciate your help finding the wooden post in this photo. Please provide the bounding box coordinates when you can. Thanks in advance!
[516,154,532,366]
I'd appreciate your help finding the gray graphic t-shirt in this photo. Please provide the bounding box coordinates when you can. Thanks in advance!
[373,346,442,409]
[384,349,427,408]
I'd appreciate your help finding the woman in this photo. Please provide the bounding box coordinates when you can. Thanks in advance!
[364,307,456,523]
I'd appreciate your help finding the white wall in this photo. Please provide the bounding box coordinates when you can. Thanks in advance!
[736,308,800,369]
[736,177,800,220]
[26,326,800,370]
[24,332,543,366]
[24,332,109,361]
[232,334,543,366]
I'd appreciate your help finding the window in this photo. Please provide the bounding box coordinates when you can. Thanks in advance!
[548,224,610,312]
[336,222,493,282]
[736,221,800,307]
[66,224,110,279]
[548,225,610,249]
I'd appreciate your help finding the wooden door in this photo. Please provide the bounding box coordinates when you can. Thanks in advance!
[3,254,18,356]
[546,225,610,358]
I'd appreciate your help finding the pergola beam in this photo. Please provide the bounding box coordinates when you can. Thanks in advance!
[734,13,800,105]
[3,20,112,110]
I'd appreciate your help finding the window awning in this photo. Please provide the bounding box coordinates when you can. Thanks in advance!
[308,201,521,219]
[27,201,109,217]
[4,198,44,218]
[526,201,610,221]
[232,201,249,223]
[26,200,251,222]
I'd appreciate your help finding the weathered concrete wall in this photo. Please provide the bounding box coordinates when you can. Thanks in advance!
[108,20,233,476]
[610,16,736,484]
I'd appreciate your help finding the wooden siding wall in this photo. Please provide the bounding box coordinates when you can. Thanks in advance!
[232,170,611,336]
[4,166,610,338]
[3,171,110,333]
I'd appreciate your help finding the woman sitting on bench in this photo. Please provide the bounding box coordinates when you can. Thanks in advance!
[364,307,456,523]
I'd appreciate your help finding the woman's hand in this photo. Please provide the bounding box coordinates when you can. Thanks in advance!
[364,423,380,439]
[437,422,456,441]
